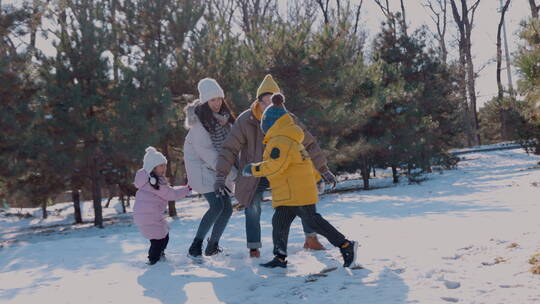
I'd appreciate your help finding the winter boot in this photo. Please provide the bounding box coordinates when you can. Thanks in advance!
[188,238,203,257]
[260,256,287,268]
[204,240,223,256]
[303,235,326,250]
[249,249,261,258]
[340,240,358,268]
[146,258,159,265]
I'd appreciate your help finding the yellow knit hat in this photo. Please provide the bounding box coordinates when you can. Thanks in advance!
[256,74,280,99]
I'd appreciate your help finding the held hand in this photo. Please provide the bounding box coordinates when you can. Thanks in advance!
[214,176,232,198]
[216,185,232,198]
[242,164,253,177]
[322,170,337,190]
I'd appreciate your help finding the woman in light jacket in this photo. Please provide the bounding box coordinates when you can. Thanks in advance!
[184,78,237,257]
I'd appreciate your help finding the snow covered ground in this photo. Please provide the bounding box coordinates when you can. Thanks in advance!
[2,148,540,303]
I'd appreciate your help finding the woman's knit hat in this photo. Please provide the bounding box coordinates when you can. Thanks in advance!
[198,78,224,104]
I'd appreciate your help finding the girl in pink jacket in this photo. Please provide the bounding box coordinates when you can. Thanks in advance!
[133,147,191,265]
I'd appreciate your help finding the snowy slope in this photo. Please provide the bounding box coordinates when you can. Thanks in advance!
[2,148,540,303]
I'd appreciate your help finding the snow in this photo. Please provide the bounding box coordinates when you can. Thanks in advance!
[2,147,540,303]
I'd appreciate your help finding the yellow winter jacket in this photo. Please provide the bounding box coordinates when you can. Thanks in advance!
[250,114,321,208]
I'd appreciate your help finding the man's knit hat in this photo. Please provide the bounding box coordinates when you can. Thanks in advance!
[256,74,281,99]
[261,93,287,133]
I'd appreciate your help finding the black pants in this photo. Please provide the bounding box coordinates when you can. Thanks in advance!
[272,205,346,258]
[148,233,169,263]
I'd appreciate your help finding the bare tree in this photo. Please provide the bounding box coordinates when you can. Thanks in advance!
[354,0,364,34]
[400,0,407,35]
[29,0,44,55]
[450,0,481,146]
[424,0,448,63]
[530,0,539,18]
[315,0,330,24]
[209,0,236,28]
[373,0,406,34]
[497,0,512,139]
[236,0,276,36]
[373,0,390,17]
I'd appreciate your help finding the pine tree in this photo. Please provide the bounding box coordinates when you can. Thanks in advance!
[40,0,114,227]
[118,0,203,216]
[0,3,64,216]
[365,15,462,179]
[516,18,540,153]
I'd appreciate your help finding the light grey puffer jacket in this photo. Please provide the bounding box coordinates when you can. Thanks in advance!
[183,100,237,194]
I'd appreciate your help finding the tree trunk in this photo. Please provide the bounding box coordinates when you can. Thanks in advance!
[400,0,408,35]
[496,0,512,140]
[465,43,480,145]
[29,0,39,52]
[91,159,103,228]
[392,165,399,183]
[161,142,178,217]
[315,0,330,24]
[530,0,539,18]
[450,0,481,147]
[372,166,376,178]
[72,188,83,224]
[110,0,120,82]
[119,194,126,214]
[41,200,47,219]
[104,185,115,208]
[458,49,473,147]
[360,157,370,190]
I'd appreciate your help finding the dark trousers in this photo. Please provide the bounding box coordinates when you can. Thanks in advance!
[272,205,346,258]
[148,233,169,263]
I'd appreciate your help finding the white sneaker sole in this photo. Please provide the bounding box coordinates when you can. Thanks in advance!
[345,241,359,268]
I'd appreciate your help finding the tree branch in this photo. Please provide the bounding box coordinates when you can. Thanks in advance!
[354,0,364,35]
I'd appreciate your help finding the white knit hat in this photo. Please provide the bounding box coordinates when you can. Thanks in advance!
[198,78,224,104]
[143,146,167,173]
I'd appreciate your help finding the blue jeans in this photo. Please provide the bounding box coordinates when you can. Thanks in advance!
[194,192,232,244]
[245,190,316,249]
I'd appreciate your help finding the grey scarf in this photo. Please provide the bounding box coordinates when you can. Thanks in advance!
[209,113,231,153]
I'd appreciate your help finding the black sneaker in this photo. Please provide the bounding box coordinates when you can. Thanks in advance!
[188,238,203,257]
[204,241,223,256]
[340,240,358,268]
[146,259,159,265]
[260,256,287,268]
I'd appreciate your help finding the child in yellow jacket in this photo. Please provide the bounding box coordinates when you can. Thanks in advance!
[243,93,358,268]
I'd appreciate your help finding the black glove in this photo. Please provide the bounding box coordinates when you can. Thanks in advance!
[322,170,337,190]
[214,176,232,198]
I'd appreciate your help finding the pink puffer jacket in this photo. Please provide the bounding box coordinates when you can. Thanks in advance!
[133,169,191,240]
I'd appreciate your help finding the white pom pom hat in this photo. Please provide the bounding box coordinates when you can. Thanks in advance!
[143,146,167,173]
